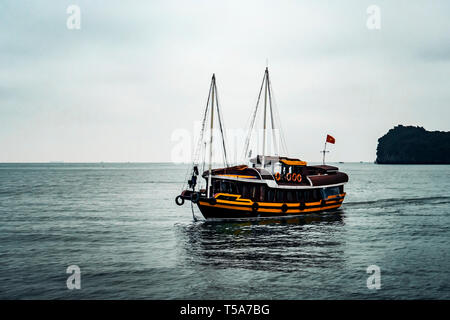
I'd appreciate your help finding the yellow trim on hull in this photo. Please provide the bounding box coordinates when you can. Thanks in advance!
[213,193,253,204]
[198,202,343,214]
[211,192,346,208]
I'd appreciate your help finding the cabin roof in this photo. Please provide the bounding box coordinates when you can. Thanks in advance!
[249,155,279,164]
[310,165,339,172]
[280,159,307,166]
[250,155,307,166]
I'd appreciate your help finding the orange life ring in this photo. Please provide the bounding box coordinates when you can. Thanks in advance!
[275,172,281,181]
[286,173,292,181]
[292,173,297,182]
[297,174,302,182]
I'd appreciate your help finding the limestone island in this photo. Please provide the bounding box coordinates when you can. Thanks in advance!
[376,125,450,164]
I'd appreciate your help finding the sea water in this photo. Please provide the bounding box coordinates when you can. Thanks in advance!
[0,163,449,299]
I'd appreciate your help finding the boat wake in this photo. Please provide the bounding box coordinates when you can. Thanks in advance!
[344,196,450,209]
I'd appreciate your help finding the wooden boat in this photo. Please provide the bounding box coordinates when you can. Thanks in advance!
[175,68,348,220]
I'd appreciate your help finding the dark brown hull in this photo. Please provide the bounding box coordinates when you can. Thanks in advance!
[196,195,345,220]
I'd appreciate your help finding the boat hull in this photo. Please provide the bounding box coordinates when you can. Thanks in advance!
[196,195,345,220]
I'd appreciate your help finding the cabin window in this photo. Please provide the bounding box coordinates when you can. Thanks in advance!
[236,182,243,194]
[303,190,309,202]
[259,186,265,201]
[275,189,284,202]
[242,184,260,200]
[286,191,294,202]
[312,189,321,201]
[213,180,220,194]
[229,182,238,194]
[296,190,304,202]
[252,185,258,200]
[304,190,310,201]
[242,184,250,199]
[266,188,275,202]
[322,186,341,199]
[220,181,228,193]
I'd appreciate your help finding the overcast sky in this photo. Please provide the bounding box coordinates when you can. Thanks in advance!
[1,0,449,162]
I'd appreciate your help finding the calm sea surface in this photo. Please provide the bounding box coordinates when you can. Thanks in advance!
[0,163,449,299]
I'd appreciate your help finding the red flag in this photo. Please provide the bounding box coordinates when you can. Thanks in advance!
[326,134,335,144]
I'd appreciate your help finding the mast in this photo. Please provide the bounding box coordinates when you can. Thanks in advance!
[242,67,288,163]
[321,142,329,165]
[268,73,278,156]
[207,74,215,198]
[262,67,268,167]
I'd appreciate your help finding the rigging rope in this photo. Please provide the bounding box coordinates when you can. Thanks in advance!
[181,79,213,192]
[213,79,229,167]
[242,69,289,160]
[181,75,230,192]
[267,73,278,155]
[269,80,289,156]
[242,72,265,160]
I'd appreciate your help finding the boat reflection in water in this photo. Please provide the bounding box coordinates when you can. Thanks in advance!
[177,210,346,272]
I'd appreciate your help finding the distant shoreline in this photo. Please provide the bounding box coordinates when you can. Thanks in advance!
[0,162,448,165]
[376,162,450,165]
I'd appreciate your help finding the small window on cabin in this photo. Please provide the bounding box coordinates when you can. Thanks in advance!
[235,183,241,194]
[276,189,284,202]
[229,182,237,194]
[296,190,304,202]
[259,186,265,201]
[286,191,294,202]
[243,184,250,199]
[319,190,325,200]
[242,184,249,198]
[304,190,311,202]
[240,184,245,197]
[228,182,234,193]
[247,185,253,199]
[245,185,250,199]
[252,186,259,200]
[213,180,220,193]
[319,188,325,199]
[221,181,226,193]
[323,186,340,198]
[266,188,275,202]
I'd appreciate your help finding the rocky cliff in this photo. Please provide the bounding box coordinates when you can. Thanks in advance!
[376,125,450,164]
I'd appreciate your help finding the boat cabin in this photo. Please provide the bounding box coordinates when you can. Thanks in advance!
[197,155,347,204]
